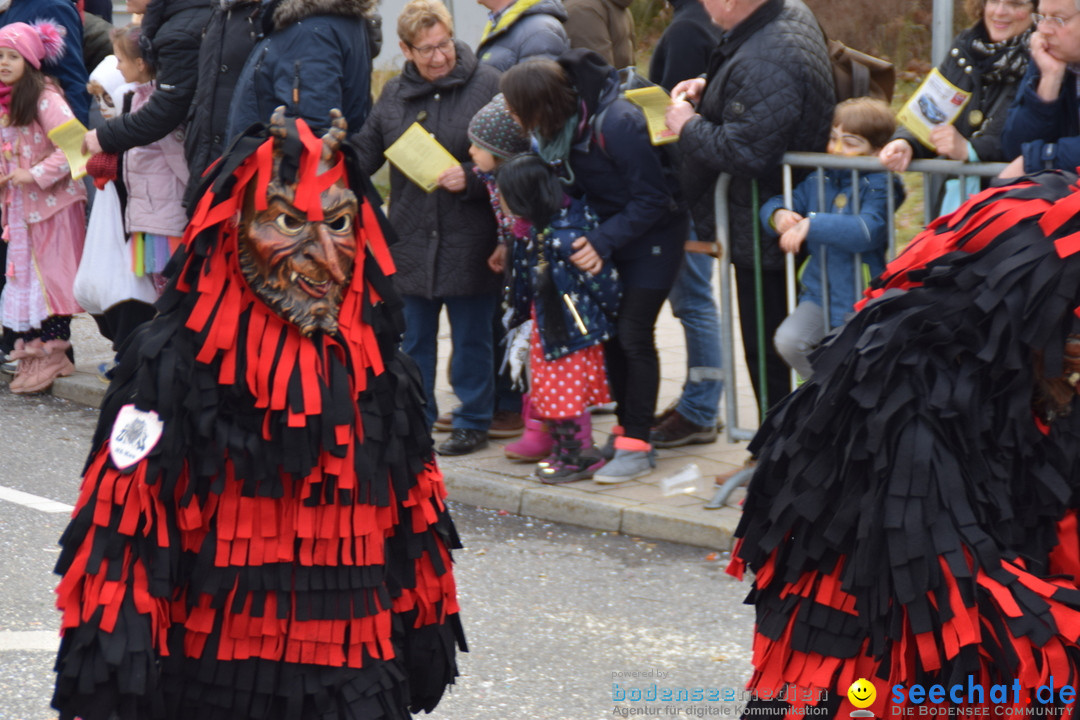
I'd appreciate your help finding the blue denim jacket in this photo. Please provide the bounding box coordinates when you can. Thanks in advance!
[508,196,622,360]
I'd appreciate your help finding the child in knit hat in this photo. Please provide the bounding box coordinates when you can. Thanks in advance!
[465,93,549,462]
[468,92,530,178]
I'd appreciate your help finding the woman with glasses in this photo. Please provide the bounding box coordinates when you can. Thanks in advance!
[880,0,1035,214]
[351,0,504,457]
[226,0,379,137]
[1001,0,1080,175]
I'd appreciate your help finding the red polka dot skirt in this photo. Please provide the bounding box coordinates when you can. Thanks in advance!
[529,319,611,420]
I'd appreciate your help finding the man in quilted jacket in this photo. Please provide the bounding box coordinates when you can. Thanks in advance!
[665,0,833,419]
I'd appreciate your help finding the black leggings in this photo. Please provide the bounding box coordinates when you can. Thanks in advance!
[92,300,157,352]
[604,287,669,443]
[1,314,72,353]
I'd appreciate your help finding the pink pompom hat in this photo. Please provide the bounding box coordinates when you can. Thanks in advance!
[0,21,66,69]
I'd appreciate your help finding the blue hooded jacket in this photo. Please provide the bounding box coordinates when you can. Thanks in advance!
[508,195,622,360]
[760,169,904,328]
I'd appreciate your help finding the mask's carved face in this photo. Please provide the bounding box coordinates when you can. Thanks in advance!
[1034,336,1080,421]
[239,178,359,335]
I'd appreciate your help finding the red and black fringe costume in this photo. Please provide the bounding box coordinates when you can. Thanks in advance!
[729,170,1080,717]
[52,122,465,720]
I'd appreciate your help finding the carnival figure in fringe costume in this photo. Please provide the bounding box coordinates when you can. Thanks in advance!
[730,170,1080,718]
[51,109,464,720]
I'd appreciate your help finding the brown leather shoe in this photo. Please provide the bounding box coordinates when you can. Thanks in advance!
[433,411,454,433]
[488,409,524,438]
[649,410,718,448]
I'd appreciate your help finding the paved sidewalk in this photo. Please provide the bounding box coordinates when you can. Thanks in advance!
[3,305,758,551]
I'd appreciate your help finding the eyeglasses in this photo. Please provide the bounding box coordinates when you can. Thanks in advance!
[985,0,1031,9]
[1033,11,1080,28]
[409,38,454,59]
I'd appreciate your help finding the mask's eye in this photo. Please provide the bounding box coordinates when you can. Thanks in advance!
[274,213,306,235]
[324,214,353,233]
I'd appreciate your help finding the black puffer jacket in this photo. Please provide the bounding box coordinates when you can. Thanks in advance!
[679,0,833,270]
[350,42,501,299]
[97,0,211,154]
[183,1,261,208]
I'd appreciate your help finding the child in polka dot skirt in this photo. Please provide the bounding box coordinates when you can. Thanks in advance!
[497,153,621,483]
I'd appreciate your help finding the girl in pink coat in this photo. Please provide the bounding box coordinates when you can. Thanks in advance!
[0,21,87,394]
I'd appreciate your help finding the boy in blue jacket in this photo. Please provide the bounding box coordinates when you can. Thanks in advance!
[760,98,905,380]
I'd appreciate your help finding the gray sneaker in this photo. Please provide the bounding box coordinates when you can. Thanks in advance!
[593,448,656,484]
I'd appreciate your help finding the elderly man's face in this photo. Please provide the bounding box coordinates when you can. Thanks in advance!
[1036,0,1080,63]
[699,0,761,31]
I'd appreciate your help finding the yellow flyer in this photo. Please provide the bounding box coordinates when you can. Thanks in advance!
[895,68,972,150]
[384,123,460,193]
[625,86,679,146]
[46,118,92,180]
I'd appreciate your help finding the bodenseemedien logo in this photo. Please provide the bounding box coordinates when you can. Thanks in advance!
[849,678,877,718]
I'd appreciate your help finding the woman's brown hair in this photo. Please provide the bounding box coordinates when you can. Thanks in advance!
[9,62,46,127]
[500,58,578,142]
[964,0,1037,23]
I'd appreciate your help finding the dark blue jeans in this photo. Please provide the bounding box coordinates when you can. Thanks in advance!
[668,251,724,427]
[402,293,497,432]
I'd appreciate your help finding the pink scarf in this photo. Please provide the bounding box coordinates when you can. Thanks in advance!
[0,83,12,114]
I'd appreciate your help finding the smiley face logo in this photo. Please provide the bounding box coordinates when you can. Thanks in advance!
[848,678,877,709]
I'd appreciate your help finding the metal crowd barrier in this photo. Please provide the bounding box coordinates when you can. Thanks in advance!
[708,153,1006,507]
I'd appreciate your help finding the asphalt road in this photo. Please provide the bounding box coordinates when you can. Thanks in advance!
[0,390,756,720]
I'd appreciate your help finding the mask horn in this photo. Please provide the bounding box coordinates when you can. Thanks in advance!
[269,105,288,141]
[321,108,348,164]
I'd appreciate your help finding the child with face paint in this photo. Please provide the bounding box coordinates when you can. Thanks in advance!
[759,98,905,381]
[0,21,87,394]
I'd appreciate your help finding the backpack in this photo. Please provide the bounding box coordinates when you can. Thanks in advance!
[819,25,895,102]
[590,67,684,211]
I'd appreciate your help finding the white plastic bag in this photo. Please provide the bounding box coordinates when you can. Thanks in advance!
[73,181,157,314]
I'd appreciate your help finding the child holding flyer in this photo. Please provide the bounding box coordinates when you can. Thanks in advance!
[0,22,87,393]
[760,98,904,380]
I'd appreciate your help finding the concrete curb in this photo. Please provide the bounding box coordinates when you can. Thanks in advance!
[442,467,738,550]
[6,368,741,551]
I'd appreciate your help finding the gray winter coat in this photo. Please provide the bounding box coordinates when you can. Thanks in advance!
[350,41,501,298]
[475,0,569,71]
[679,0,833,270]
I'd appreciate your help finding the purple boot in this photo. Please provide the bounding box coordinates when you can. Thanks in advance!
[504,394,555,462]
[536,413,605,483]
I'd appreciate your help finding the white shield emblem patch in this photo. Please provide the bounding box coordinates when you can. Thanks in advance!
[109,404,164,470]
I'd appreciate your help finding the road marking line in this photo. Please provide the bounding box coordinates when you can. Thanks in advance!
[0,485,73,514]
[0,630,60,651]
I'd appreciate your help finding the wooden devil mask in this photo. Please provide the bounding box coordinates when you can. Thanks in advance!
[238,108,359,337]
